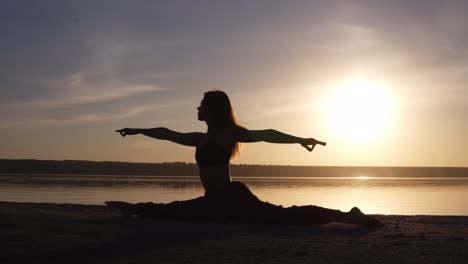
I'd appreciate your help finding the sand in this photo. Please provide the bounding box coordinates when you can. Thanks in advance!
[1,201,467,264]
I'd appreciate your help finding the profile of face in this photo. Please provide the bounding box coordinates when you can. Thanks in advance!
[197,98,209,121]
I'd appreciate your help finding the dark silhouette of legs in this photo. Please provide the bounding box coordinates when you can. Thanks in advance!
[106,181,383,227]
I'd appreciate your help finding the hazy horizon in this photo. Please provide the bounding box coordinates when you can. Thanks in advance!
[2,1,468,167]
[2,158,468,168]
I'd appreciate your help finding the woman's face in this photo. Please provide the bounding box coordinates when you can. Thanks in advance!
[197,98,209,121]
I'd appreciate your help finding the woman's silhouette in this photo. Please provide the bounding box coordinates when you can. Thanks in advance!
[107,90,383,227]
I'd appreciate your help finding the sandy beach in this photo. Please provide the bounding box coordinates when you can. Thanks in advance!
[1,201,467,264]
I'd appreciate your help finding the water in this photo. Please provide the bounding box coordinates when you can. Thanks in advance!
[1,174,468,215]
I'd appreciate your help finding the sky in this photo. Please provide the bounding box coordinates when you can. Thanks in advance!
[1,0,467,167]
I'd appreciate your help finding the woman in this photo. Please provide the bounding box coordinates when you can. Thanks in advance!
[107,90,383,227]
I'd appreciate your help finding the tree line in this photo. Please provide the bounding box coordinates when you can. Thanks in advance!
[1,159,467,177]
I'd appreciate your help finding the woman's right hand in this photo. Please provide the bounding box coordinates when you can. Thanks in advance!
[116,128,141,137]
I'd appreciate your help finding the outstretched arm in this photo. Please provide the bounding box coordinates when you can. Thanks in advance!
[116,127,203,147]
[230,126,326,152]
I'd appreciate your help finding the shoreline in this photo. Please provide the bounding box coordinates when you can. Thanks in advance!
[2,159,468,178]
[1,201,468,263]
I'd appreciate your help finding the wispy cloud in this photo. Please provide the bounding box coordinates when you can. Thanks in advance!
[242,102,315,123]
[48,84,165,106]
[3,73,168,110]
[0,104,169,129]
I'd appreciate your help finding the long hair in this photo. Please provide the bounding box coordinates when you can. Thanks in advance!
[203,90,244,159]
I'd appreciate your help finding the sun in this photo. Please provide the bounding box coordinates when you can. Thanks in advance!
[324,79,393,143]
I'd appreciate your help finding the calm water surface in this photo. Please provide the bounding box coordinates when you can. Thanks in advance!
[1,174,468,215]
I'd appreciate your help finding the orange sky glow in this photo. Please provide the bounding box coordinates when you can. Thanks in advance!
[1,1,467,167]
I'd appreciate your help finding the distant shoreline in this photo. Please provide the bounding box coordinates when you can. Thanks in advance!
[1,159,467,177]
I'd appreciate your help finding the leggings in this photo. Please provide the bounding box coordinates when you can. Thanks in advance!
[136,181,341,225]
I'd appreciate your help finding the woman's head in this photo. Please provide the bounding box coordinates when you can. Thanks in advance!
[197,90,236,127]
[197,90,243,158]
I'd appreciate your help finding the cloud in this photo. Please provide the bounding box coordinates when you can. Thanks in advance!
[40,84,165,107]
[2,71,169,110]
[241,101,315,123]
[0,104,169,129]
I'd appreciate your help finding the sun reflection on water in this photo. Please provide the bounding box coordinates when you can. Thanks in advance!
[354,175,369,180]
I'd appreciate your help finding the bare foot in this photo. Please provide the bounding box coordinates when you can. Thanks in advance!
[344,207,384,227]
[105,201,138,218]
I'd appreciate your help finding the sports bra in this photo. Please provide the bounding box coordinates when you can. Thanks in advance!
[195,135,231,167]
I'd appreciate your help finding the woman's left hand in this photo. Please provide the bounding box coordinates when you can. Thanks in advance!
[301,138,326,152]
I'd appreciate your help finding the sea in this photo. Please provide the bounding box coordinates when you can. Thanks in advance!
[1,174,468,216]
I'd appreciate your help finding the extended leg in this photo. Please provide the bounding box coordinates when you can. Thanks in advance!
[106,196,221,221]
[136,196,214,220]
[235,202,382,226]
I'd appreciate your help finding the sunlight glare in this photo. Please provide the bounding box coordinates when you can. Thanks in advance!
[325,79,393,143]
[354,175,370,180]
